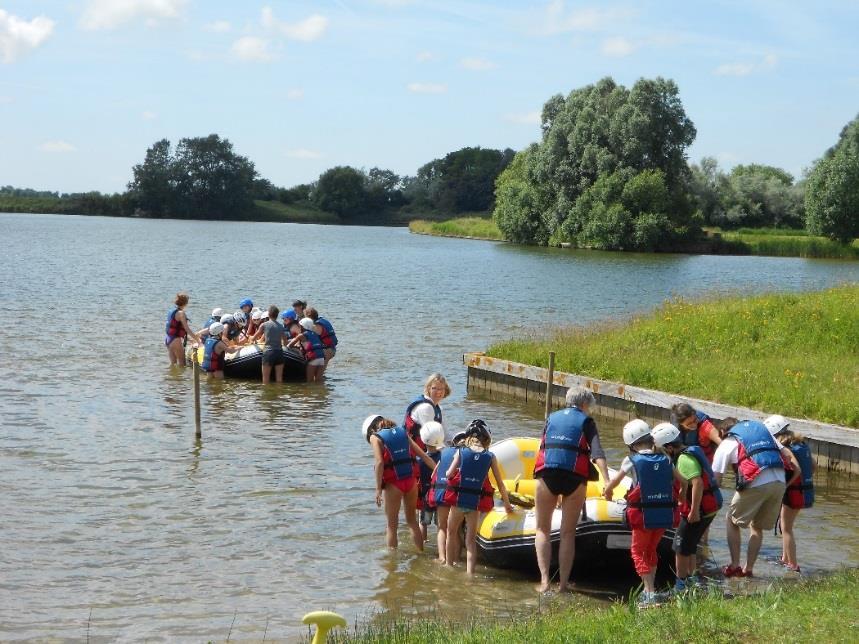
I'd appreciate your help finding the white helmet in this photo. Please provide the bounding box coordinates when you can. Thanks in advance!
[652,422,682,448]
[220,314,234,325]
[299,317,316,332]
[211,307,224,319]
[251,309,262,321]
[764,414,790,436]
[233,310,247,326]
[208,322,224,337]
[361,414,383,442]
[622,419,652,446]
[420,421,445,449]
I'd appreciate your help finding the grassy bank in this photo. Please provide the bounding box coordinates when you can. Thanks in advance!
[409,215,503,240]
[252,200,342,224]
[331,570,859,643]
[488,285,859,427]
[707,228,859,259]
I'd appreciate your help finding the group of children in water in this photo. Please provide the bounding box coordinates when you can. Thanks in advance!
[364,378,816,607]
[164,292,337,383]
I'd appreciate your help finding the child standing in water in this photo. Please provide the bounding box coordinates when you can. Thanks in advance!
[426,430,467,564]
[765,415,813,573]
[444,420,513,575]
[418,421,445,544]
[605,419,683,608]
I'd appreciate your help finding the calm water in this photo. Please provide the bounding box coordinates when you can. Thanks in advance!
[1,213,858,642]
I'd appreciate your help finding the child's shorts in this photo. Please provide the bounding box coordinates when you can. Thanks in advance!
[420,507,437,527]
[673,513,716,556]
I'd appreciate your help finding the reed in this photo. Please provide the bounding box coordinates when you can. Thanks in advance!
[487,285,859,428]
[409,217,504,240]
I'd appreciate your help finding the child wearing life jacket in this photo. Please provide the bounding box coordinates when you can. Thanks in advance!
[363,414,436,551]
[765,414,813,574]
[281,310,301,340]
[426,430,467,564]
[201,322,228,379]
[605,419,683,608]
[285,318,326,382]
[418,421,445,544]
[652,422,723,593]
[444,420,514,575]
[671,403,722,463]
[306,306,338,366]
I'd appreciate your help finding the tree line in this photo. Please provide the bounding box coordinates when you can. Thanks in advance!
[494,76,858,247]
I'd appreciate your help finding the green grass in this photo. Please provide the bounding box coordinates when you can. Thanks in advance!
[705,227,859,259]
[253,200,342,224]
[409,216,504,240]
[487,285,859,427]
[329,570,859,643]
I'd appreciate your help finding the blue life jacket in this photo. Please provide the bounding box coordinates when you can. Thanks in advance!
[201,335,223,372]
[420,450,442,501]
[316,317,338,348]
[682,411,710,447]
[377,426,414,481]
[626,452,677,529]
[432,447,458,507]
[534,407,591,479]
[728,420,784,489]
[165,306,185,339]
[785,442,815,509]
[446,447,493,511]
[302,328,325,360]
[204,316,217,329]
[404,396,443,444]
[680,445,723,514]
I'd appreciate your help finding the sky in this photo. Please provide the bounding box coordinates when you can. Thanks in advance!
[1,0,858,194]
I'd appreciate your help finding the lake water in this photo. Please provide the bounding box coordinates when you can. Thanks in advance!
[2,213,858,641]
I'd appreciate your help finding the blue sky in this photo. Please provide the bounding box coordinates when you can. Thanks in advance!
[1,0,858,193]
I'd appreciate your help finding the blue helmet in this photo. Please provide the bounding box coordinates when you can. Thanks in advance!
[239,298,253,309]
[282,310,297,321]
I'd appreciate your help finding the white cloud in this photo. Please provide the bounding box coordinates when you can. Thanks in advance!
[416,50,436,63]
[504,111,541,125]
[286,88,304,100]
[407,82,447,94]
[261,7,328,42]
[80,0,186,31]
[142,110,157,120]
[601,36,635,57]
[460,57,496,71]
[537,2,633,36]
[0,9,55,64]
[286,148,322,159]
[39,140,75,152]
[231,36,274,63]
[714,53,777,77]
[203,20,231,33]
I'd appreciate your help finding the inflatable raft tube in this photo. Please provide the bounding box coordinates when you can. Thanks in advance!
[193,344,307,381]
[478,437,675,572]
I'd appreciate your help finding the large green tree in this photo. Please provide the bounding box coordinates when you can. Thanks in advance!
[496,77,697,248]
[805,115,859,243]
[314,166,368,217]
[128,139,173,217]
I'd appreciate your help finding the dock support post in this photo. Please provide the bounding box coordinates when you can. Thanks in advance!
[193,350,201,439]
[545,351,555,420]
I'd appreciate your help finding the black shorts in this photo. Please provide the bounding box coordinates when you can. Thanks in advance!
[262,349,284,366]
[672,513,716,556]
[535,469,585,497]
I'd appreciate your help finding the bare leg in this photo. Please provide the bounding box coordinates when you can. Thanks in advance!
[781,506,799,566]
[436,506,450,563]
[641,570,656,593]
[274,363,284,383]
[464,512,479,575]
[726,513,741,568]
[403,484,423,551]
[383,485,403,549]
[261,362,270,384]
[534,479,559,593]
[446,508,465,567]
[745,524,763,573]
[167,338,184,365]
[557,485,586,592]
[420,522,428,543]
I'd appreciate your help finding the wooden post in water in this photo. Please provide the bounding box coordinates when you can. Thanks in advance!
[544,351,556,420]
[192,349,202,439]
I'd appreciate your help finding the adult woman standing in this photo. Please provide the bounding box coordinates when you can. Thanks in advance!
[532,386,609,594]
[362,414,435,551]
[250,305,285,384]
[165,292,198,365]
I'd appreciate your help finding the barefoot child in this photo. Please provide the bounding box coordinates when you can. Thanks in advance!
[652,422,723,592]
[418,421,445,544]
[426,431,467,564]
[765,415,813,573]
[444,420,513,575]
[605,419,683,608]
[362,414,436,551]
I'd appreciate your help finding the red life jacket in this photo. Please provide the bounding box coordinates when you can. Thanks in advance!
[782,442,815,509]
[377,427,415,485]
[624,453,680,530]
[533,407,592,479]
[678,446,723,517]
[682,412,717,463]
[443,447,493,511]
[165,306,186,339]
[478,478,495,512]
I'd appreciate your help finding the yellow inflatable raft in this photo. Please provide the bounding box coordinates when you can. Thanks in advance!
[478,437,675,571]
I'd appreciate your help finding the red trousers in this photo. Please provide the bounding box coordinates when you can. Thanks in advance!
[630,527,665,576]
